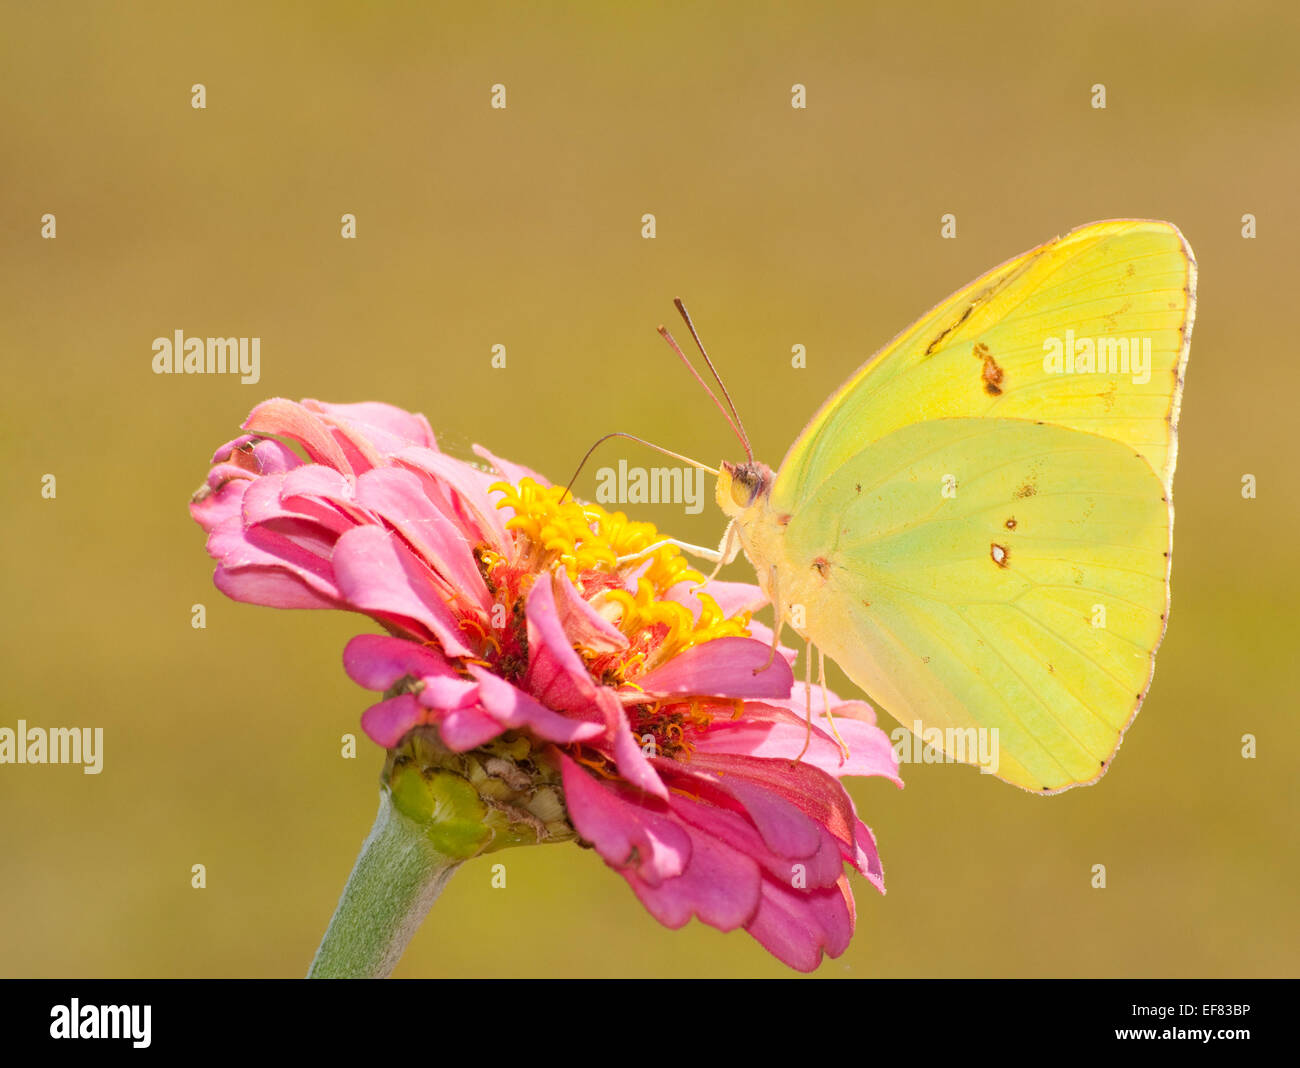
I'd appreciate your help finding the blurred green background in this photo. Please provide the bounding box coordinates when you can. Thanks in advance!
[2,1,1296,978]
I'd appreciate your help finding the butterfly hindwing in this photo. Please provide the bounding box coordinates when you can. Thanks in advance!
[772,417,1171,792]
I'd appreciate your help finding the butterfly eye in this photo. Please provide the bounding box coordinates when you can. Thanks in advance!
[727,470,755,508]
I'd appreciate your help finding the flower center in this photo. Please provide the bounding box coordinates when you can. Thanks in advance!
[484,479,754,757]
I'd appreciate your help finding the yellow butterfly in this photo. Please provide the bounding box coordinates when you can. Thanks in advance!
[679,219,1194,793]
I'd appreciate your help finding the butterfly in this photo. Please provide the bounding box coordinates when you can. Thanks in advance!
[666,220,1194,793]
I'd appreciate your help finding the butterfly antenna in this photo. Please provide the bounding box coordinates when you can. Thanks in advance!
[674,298,753,461]
[658,323,752,462]
[559,431,718,505]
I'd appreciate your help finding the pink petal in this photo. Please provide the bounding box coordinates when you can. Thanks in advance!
[244,398,354,476]
[635,636,794,699]
[558,752,690,886]
[522,574,604,714]
[745,876,856,972]
[191,438,304,533]
[331,526,475,655]
[665,578,768,620]
[468,666,604,745]
[625,814,761,933]
[739,619,799,667]
[212,564,341,610]
[393,446,510,547]
[303,399,438,454]
[437,705,506,750]
[239,475,351,552]
[208,433,302,473]
[360,694,425,748]
[343,633,455,690]
[277,465,369,533]
[551,569,628,654]
[663,781,845,890]
[190,477,250,536]
[206,514,341,605]
[693,702,903,785]
[353,468,490,614]
[688,751,870,872]
[854,820,886,892]
[472,443,550,487]
[597,689,668,799]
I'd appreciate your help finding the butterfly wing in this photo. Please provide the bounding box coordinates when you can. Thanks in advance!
[771,417,1171,792]
[749,219,1194,791]
[773,219,1194,516]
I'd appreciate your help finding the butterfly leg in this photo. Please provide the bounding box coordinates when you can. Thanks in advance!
[754,564,784,675]
[818,645,851,760]
[794,636,814,761]
[613,538,722,567]
[700,519,740,583]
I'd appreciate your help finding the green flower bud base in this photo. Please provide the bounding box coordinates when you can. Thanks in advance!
[308,726,575,978]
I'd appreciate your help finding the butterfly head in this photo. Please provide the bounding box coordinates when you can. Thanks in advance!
[716,460,774,519]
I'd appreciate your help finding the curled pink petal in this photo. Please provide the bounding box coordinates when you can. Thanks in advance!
[551,569,627,654]
[343,633,451,687]
[331,527,475,655]
[522,574,603,714]
[244,398,354,475]
[361,694,425,748]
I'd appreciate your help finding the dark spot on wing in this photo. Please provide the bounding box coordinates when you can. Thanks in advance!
[990,543,1010,568]
[921,255,1043,358]
[973,341,1004,395]
[1047,663,1055,674]
[855,483,862,493]
[777,513,791,526]
[812,557,831,577]
[1005,517,1017,530]
[1014,483,1037,498]
[922,655,930,663]
[924,301,977,355]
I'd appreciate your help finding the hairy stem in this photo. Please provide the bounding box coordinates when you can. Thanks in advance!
[308,790,460,979]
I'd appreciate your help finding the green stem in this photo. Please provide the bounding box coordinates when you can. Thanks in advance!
[308,790,461,979]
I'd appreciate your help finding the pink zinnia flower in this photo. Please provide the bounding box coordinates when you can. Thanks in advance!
[191,397,902,972]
